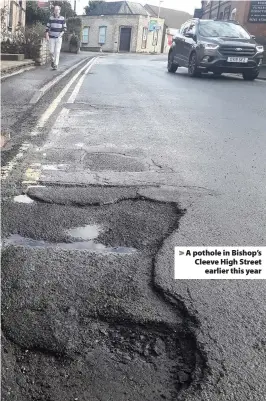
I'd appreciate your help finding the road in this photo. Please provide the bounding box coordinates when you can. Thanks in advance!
[1,54,266,401]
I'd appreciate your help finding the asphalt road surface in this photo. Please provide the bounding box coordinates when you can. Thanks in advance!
[1,54,266,401]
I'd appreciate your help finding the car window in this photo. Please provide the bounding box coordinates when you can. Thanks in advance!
[181,21,191,36]
[187,22,196,35]
[199,21,250,39]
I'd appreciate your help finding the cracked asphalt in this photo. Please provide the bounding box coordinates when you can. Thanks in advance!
[1,53,266,401]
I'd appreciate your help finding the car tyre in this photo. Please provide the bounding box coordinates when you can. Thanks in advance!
[188,52,201,77]
[242,71,259,81]
[167,53,178,73]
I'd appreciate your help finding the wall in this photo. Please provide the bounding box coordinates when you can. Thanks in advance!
[0,0,26,34]
[34,38,50,65]
[80,14,164,53]
[136,15,164,53]
[81,15,139,52]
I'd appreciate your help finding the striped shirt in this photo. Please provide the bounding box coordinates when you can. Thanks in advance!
[46,15,67,39]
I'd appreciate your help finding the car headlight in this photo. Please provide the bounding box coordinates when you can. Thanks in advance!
[203,43,219,50]
[256,45,264,53]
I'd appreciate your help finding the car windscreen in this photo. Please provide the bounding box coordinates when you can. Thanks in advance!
[199,21,251,39]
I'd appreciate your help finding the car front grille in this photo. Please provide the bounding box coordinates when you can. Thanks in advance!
[219,46,256,57]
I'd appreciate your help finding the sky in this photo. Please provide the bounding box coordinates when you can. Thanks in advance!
[72,0,202,16]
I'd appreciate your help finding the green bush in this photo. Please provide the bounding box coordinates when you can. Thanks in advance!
[67,17,82,39]
[1,22,45,59]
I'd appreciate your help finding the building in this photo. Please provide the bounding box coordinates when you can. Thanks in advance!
[80,1,164,53]
[144,4,192,53]
[0,0,26,34]
[196,1,266,49]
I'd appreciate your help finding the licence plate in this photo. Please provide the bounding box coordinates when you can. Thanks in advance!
[227,57,248,63]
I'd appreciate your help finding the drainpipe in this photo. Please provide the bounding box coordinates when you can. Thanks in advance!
[209,1,213,18]
[217,1,221,19]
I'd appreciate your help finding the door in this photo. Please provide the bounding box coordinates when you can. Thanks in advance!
[183,21,197,65]
[119,27,131,52]
[173,21,190,66]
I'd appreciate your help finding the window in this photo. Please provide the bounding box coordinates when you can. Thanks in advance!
[181,21,191,36]
[8,1,13,29]
[99,26,107,44]
[223,5,231,20]
[141,27,148,49]
[199,21,250,39]
[152,30,158,46]
[187,22,196,35]
[82,27,89,43]
[231,8,237,21]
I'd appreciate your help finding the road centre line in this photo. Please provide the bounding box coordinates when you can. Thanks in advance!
[67,57,98,104]
[31,57,98,136]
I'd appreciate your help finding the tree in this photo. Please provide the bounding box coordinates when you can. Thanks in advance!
[26,2,50,25]
[51,1,76,18]
[84,1,105,15]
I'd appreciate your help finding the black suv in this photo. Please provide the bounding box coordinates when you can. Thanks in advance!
[168,19,264,80]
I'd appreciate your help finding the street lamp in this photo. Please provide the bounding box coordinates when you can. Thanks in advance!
[158,0,164,19]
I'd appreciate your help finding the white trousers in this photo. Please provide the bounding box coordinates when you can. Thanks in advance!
[49,37,62,66]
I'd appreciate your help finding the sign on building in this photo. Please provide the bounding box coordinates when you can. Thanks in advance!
[148,20,160,31]
[38,1,50,10]
[248,0,266,23]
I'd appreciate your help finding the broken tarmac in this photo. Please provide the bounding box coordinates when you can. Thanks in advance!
[1,54,266,401]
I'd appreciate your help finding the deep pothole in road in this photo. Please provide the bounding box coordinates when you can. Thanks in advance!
[2,192,205,401]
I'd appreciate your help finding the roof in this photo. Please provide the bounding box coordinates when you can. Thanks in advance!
[84,1,149,16]
[144,4,192,28]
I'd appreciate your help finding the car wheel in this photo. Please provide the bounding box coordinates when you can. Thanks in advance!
[242,71,259,81]
[188,52,201,77]
[167,53,178,73]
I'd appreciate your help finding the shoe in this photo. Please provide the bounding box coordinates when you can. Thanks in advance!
[51,61,55,69]
[53,65,58,70]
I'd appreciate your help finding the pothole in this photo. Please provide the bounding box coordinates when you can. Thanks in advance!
[83,152,148,172]
[2,320,196,401]
[2,195,205,400]
[1,199,179,251]
[3,233,136,253]
[13,194,34,204]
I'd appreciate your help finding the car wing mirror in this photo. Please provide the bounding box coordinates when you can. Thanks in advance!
[185,32,195,39]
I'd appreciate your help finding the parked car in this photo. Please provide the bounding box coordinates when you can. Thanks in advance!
[168,18,264,80]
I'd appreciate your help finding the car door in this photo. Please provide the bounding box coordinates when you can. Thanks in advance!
[173,22,190,66]
[182,21,197,66]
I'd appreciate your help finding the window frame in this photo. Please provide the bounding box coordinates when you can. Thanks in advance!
[82,26,89,44]
[180,21,191,36]
[152,29,158,46]
[141,27,148,49]
[98,26,107,45]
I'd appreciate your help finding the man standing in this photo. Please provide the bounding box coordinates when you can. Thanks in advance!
[46,5,67,70]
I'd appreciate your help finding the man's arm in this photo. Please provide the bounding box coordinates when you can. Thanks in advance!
[59,17,67,38]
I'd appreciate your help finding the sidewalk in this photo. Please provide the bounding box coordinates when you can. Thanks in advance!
[1,52,95,148]
[1,59,35,76]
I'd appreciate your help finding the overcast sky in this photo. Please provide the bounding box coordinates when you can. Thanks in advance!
[72,0,202,16]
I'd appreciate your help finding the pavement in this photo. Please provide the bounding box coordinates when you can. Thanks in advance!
[1,53,266,401]
[0,59,35,75]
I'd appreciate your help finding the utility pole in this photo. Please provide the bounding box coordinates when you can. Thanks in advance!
[157,0,163,19]
[74,0,77,13]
